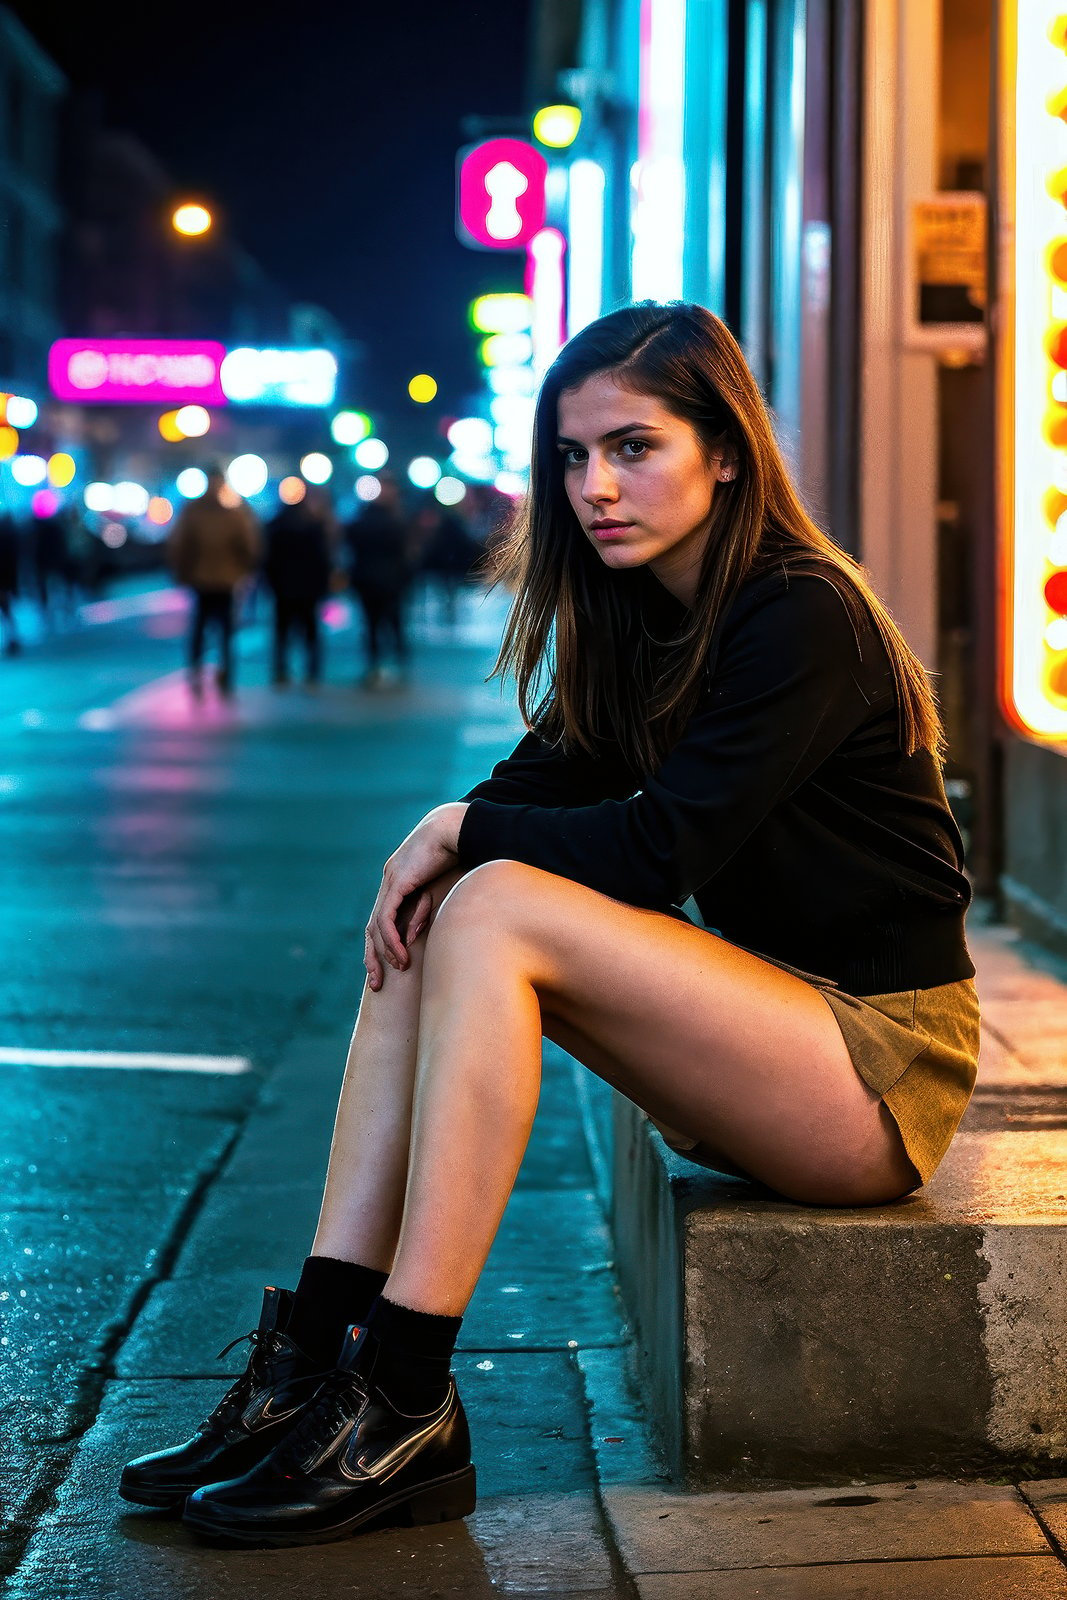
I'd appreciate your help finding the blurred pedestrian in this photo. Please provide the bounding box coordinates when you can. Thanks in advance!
[413,499,476,626]
[32,506,73,623]
[263,489,333,687]
[344,474,413,685]
[0,511,22,656]
[168,468,260,698]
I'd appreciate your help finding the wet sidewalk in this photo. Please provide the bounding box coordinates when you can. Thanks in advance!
[3,970,639,1596]
[10,925,1067,1599]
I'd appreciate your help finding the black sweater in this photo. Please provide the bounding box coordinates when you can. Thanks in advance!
[457,569,974,996]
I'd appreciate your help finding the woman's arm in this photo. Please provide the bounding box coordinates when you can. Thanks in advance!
[463,730,636,809]
[456,577,888,910]
[364,802,469,990]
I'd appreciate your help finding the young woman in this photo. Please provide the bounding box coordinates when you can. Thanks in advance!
[120,302,980,1545]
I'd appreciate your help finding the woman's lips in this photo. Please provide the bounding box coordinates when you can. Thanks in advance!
[590,522,633,541]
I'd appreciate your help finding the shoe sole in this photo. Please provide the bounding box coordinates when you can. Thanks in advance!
[182,1464,477,1547]
[118,1481,192,1511]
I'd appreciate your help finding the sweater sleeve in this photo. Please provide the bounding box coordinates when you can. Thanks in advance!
[462,730,637,809]
[457,576,882,908]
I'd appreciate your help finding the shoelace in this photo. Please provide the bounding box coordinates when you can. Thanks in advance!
[200,1327,327,1433]
[270,1368,369,1468]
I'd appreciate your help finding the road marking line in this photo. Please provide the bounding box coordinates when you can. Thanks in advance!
[0,1048,252,1074]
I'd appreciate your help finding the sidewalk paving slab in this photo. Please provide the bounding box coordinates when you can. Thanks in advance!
[5,1354,621,1599]
[629,1556,1067,1598]
[601,1480,1050,1570]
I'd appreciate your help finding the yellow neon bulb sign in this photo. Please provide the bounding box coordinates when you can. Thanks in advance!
[1003,7,1067,740]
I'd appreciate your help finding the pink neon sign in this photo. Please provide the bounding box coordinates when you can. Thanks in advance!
[457,139,547,251]
[48,339,227,405]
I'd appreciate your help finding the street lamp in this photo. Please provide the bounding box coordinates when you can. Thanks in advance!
[172,202,213,237]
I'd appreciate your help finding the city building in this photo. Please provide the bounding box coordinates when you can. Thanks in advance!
[0,6,65,397]
[528,0,1067,955]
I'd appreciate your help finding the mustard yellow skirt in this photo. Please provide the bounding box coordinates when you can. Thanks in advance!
[819,975,981,1185]
[666,941,981,1188]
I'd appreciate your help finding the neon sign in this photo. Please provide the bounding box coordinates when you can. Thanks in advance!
[1001,9,1067,741]
[49,339,226,405]
[48,341,338,409]
[457,139,547,251]
[219,348,337,407]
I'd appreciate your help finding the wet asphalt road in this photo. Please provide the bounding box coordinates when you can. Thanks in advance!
[0,583,642,1596]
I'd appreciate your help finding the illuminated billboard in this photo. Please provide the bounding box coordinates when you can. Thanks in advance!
[49,339,227,405]
[48,341,338,409]
[1000,9,1067,741]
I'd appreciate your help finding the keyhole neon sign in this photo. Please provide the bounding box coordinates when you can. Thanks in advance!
[457,138,547,251]
[484,162,528,241]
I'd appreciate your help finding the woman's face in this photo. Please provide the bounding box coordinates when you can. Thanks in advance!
[556,371,729,606]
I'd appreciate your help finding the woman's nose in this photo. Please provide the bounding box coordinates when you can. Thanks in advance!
[581,456,617,504]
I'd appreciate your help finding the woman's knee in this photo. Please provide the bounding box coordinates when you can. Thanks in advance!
[431,859,545,943]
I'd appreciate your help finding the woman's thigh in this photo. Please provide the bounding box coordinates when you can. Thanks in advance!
[438,861,917,1205]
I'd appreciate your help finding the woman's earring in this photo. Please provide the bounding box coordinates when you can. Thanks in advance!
[720,468,735,482]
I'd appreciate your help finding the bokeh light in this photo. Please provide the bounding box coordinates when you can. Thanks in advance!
[101,521,128,548]
[172,202,212,236]
[0,426,18,460]
[408,374,438,404]
[532,104,582,148]
[147,496,174,525]
[355,475,382,501]
[112,481,150,516]
[6,396,38,428]
[408,457,442,489]
[480,333,534,367]
[175,404,211,437]
[300,452,333,484]
[354,438,389,470]
[495,470,527,497]
[31,489,60,518]
[447,417,494,454]
[84,482,113,512]
[279,475,307,505]
[435,477,467,507]
[47,453,76,488]
[330,410,372,446]
[227,454,269,496]
[158,411,185,442]
[11,455,47,486]
[218,483,242,508]
[471,294,534,334]
[176,467,209,499]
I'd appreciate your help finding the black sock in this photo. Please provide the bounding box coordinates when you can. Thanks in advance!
[286,1255,389,1367]
[365,1295,462,1415]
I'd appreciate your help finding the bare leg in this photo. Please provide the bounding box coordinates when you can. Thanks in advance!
[311,869,464,1270]
[384,860,920,1316]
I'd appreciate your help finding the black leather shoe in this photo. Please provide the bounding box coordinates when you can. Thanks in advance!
[119,1286,323,1509]
[182,1324,476,1545]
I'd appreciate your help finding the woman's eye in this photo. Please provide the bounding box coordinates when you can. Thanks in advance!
[620,439,648,458]
[561,447,586,466]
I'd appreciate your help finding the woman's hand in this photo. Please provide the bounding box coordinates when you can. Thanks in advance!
[364,803,468,990]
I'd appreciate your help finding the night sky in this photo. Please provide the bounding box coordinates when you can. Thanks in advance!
[12,1,534,425]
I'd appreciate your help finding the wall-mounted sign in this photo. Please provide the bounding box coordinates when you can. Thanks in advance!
[912,194,986,323]
[904,193,987,356]
[999,8,1067,743]
[457,138,547,251]
[49,339,227,405]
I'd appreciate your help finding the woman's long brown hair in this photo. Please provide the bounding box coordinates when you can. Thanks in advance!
[490,301,944,772]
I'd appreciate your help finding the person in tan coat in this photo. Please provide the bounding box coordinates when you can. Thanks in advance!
[168,468,260,697]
